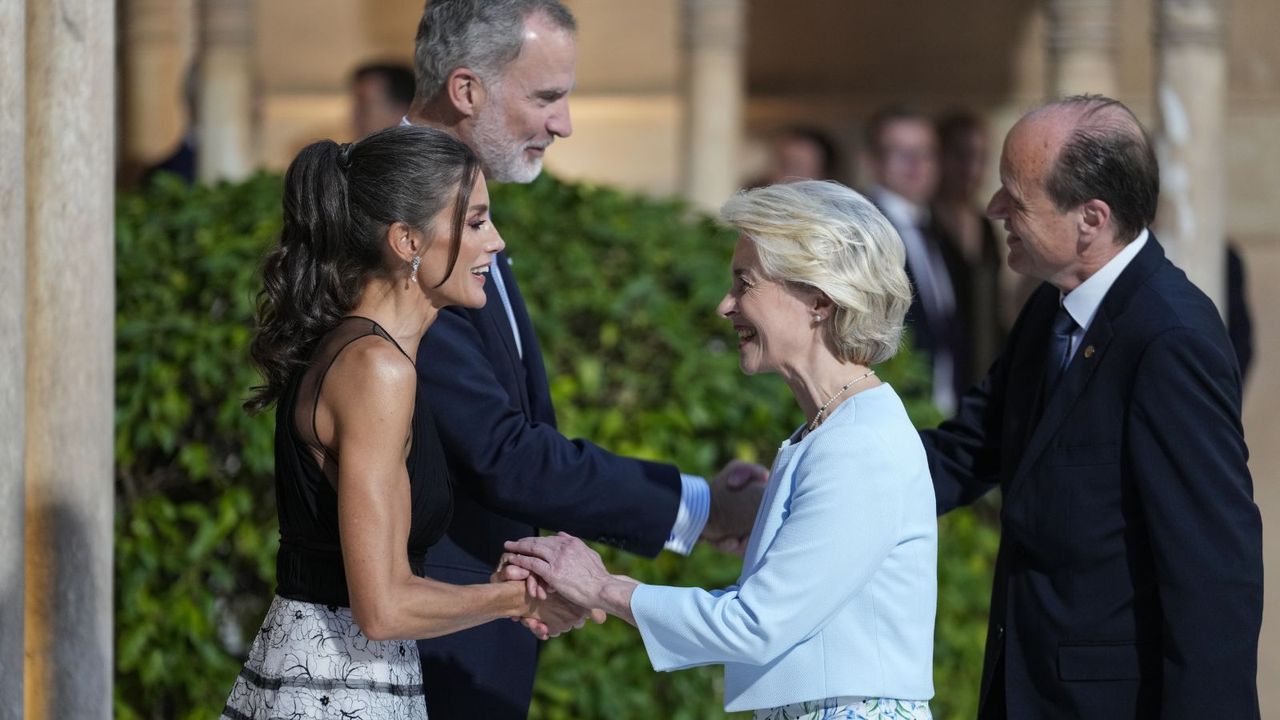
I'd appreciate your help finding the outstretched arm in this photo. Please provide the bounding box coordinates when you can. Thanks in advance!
[325,338,554,640]
[420,309,763,555]
[506,431,916,671]
[420,310,682,555]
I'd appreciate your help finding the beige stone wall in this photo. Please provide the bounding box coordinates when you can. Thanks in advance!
[254,0,422,167]
[1227,97,1280,720]
[542,0,684,195]
[1223,2,1280,707]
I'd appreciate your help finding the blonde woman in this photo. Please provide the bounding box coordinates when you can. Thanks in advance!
[504,181,938,719]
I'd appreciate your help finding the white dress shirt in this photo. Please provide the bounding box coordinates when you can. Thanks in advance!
[872,187,957,414]
[1058,229,1150,363]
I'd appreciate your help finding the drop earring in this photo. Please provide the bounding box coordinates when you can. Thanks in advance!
[410,255,421,284]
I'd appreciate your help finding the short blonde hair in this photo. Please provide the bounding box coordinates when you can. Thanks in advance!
[720,180,911,365]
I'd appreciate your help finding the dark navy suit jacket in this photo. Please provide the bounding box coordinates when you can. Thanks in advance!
[922,236,1263,718]
[414,251,683,719]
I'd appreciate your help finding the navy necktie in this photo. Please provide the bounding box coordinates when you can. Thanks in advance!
[1044,306,1078,390]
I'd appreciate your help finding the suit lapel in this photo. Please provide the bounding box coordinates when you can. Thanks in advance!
[1007,235,1169,493]
[1010,311,1115,489]
[483,252,523,372]
[1001,285,1057,472]
[497,253,539,371]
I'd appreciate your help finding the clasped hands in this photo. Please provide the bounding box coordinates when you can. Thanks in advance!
[494,459,768,639]
[491,553,605,641]
[701,459,769,555]
[498,532,634,639]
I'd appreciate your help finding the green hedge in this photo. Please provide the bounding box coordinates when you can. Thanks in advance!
[114,171,997,719]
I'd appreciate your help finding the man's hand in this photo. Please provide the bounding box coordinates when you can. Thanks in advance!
[503,533,640,626]
[501,533,612,609]
[701,460,768,554]
[719,458,770,492]
[493,552,605,639]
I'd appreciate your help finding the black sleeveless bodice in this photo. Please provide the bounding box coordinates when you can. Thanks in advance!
[273,316,452,607]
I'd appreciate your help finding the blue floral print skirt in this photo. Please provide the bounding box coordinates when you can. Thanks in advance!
[754,696,932,720]
[221,595,427,719]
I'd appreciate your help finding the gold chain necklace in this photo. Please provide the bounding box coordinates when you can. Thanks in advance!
[807,369,877,432]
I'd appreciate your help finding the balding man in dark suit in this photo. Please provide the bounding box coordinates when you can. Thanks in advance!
[923,95,1263,719]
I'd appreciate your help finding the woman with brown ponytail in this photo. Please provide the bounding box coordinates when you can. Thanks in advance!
[221,126,588,719]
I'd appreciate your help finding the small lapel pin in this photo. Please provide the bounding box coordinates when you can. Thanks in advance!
[1084,345,1095,359]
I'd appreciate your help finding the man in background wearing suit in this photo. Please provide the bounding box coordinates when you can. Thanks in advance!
[923,95,1263,718]
[403,1,764,717]
[864,107,967,415]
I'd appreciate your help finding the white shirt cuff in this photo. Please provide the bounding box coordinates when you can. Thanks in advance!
[664,473,710,555]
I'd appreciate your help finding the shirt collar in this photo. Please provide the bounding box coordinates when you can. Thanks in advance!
[1061,229,1149,331]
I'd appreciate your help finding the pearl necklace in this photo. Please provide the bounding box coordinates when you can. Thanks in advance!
[807,369,877,431]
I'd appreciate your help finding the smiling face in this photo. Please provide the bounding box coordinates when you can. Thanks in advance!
[468,12,576,183]
[986,113,1082,285]
[716,236,817,376]
[418,172,505,308]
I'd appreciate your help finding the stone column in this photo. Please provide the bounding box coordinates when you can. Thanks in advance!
[24,0,115,716]
[121,0,193,172]
[1153,0,1226,309]
[681,0,746,213]
[197,0,254,183]
[1046,0,1118,97]
[1,1,26,714]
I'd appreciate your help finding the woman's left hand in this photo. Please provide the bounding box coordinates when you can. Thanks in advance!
[502,532,612,609]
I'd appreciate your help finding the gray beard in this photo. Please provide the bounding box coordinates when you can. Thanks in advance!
[472,109,544,184]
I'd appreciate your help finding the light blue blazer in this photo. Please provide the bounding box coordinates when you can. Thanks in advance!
[631,383,937,712]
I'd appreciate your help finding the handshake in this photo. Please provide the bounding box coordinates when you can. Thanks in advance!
[491,460,768,640]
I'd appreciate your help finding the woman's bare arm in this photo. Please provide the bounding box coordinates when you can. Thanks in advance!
[324,338,546,641]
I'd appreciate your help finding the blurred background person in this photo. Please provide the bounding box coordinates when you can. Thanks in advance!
[351,62,416,139]
[143,64,199,184]
[931,110,1005,386]
[759,125,841,184]
[864,105,964,414]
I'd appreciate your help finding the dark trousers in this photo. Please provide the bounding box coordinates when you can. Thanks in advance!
[419,617,539,719]
[980,653,1007,720]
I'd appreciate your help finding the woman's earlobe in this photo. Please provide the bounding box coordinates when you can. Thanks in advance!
[385,222,423,265]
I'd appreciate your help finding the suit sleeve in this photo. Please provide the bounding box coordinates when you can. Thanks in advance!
[920,283,1053,515]
[418,308,682,557]
[1128,326,1263,715]
[920,355,1007,515]
[630,431,907,669]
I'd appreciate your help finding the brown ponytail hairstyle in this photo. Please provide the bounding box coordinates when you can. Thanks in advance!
[246,125,480,412]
